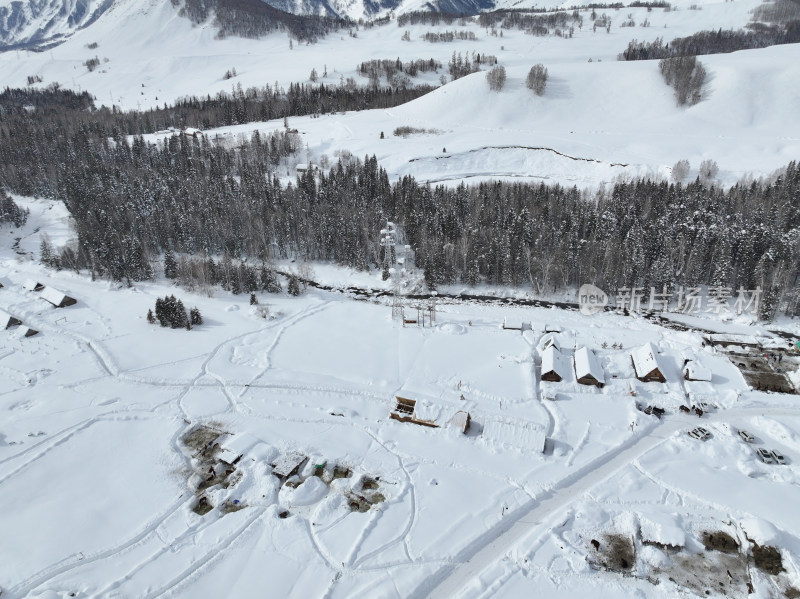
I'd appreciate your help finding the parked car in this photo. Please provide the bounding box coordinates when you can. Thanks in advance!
[688,427,711,441]
[756,448,774,464]
[738,430,755,443]
[770,449,786,465]
[644,406,666,418]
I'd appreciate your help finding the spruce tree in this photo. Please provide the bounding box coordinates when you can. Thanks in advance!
[164,250,178,279]
[288,275,301,296]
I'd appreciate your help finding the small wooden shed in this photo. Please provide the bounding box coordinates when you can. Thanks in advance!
[574,346,605,388]
[19,326,39,337]
[40,287,77,308]
[216,433,256,466]
[631,343,666,383]
[449,410,471,434]
[271,452,307,479]
[23,279,44,292]
[683,360,712,382]
[0,309,22,329]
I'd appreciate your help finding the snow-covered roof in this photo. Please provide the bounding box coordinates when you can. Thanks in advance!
[541,345,568,378]
[540,333,561,352]
[574,346,604,384]
[449,410,470,433]
[639,512,686,548]
[40,287,74,307]
[706,333,760,346]
[683,360,712,382]
[412,400,441,423]
[216,433,258,464]
[631,343,662,378]
[22,279,42,291]
[685,380,715,401]
[272,451,307,478]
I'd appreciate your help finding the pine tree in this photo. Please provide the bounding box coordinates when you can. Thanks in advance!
[164,250,178,279]
[288,275,301,296]
[261,266,282,293]
[147,308,155,324]
[40,237,60,269]
[190,307,202,325]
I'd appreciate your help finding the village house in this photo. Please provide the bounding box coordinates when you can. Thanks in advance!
[631,342,666,383]
[40,287,77,308]
[541,345,567,382]
[574,346,605,388]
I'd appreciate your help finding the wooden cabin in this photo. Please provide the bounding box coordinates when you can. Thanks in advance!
[574,346,605,388]
[40,287,77,308]
[541,345,566,382]
[631,343,666,383]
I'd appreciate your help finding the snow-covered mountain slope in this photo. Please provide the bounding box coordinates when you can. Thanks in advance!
[0,0,116,50]
[2,0,794,187]
[263,0,495,19]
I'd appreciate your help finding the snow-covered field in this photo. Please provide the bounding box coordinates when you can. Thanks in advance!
[2,0,799,187]
[2,0,800,594]
[1,201,800,598]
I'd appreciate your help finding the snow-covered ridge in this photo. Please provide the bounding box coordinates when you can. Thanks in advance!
[0,0,116,50]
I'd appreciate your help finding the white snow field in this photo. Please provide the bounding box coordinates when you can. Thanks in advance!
[2,0,800,595]
[1,0,799,187]
[1,202,800,599]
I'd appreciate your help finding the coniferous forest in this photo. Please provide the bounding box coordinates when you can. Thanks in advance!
[1,86,799,318]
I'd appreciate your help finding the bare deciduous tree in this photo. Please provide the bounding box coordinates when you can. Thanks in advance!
[699,159,719,182]
[486,65,506,91]
[526,64,548,96]
[659,55,706,106]
[672,159,690,182]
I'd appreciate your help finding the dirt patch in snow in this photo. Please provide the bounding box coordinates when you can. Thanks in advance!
[702,530,739,553]
[752,544,784,576]
[588,534,636,573]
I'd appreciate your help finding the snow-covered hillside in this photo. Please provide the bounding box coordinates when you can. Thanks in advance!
[2,0,800,594]
[2,0,795,187]
[0,0,115,50]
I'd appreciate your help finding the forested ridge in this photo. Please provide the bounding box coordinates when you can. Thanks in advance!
[1,87,799,317]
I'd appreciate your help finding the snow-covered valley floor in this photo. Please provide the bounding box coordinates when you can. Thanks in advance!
[1,202,800,598]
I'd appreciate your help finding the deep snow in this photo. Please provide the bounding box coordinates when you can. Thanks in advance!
[0,200,799,598]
